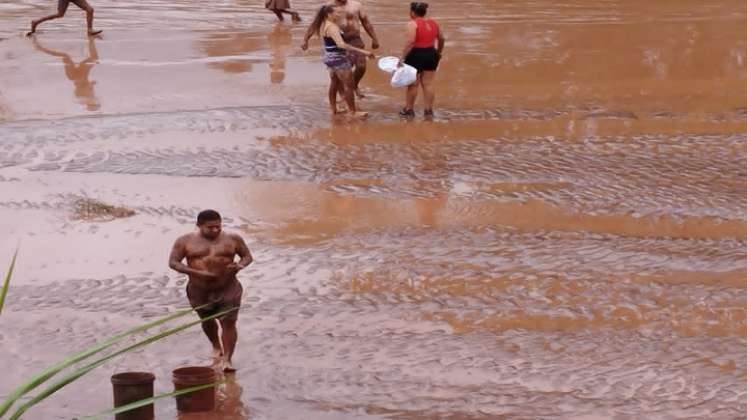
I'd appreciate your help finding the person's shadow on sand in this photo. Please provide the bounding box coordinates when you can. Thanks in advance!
[32,36,101,111]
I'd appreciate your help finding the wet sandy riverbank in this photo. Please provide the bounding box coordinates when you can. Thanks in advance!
[2,1,747,419]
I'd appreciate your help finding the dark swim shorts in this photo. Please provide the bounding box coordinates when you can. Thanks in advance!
[405,47,440,72]
[58,0,90,13]
[186,280,242,322]
[343,34,366,63]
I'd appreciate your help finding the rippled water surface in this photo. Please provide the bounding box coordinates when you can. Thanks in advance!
[2,1,747,419]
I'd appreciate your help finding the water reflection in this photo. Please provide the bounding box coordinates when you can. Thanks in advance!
[32,37,100,111]
[256,121,453,242]
[267,23,292,84]
[177,373,249,419]
[197,32,262,74]
[413,150,450,227]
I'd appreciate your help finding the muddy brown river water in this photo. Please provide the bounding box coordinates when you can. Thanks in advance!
[2,0,747,419]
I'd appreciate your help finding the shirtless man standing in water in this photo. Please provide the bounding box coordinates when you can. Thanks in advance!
[302,0,379,98]
[27,0,102,36]
[169,210,253,372]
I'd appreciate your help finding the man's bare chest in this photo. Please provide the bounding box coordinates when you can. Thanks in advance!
[186,241,235,259]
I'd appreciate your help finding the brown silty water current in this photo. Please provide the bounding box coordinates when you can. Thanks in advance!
[2,0,747,418]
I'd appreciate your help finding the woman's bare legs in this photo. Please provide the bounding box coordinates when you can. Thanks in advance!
[334,68,366,117]
[271,8,301,22]
[328,71,341,114]
[421,70,436,114]
[285,10,302,22]
[401,73,421,116]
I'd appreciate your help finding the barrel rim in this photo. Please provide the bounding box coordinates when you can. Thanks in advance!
[172,366,217,380]
[111,371,156,386]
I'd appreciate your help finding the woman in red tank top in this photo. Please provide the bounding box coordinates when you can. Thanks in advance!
[400,2,445,118]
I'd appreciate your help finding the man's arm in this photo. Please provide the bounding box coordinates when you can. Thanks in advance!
[358,5,379,49]
[168,237,215,278]
[226,235,254,276]
[234,235,254,270]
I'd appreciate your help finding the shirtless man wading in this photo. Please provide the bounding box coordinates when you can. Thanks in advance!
[302,0,379,98]
[169,210,253,372]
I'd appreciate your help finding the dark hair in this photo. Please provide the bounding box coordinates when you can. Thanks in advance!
[310,5,336,37]
[197,209,221,225]
[410,2,428,17]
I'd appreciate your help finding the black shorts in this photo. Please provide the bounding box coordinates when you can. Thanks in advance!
[58,0,89,13]
[404,47,440,72]
[186,280,242,322]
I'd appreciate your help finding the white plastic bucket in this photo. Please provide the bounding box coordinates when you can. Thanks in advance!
[378,56,400,74]
[390,64,418,88]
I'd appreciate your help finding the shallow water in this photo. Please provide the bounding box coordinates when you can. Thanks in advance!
[2,1,747,419]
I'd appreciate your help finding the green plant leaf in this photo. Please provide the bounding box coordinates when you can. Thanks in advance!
[80,380,225,420]
[0,248,18,316]
[9,306,238,420]
[0,303,212,417]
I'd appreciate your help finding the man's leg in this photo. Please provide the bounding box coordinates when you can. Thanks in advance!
[220,318,238,372]
[352,55,367,98]
[199,317,223,360]
[28,0,70,36]
[345,38,367,98]
[71,0,102,36]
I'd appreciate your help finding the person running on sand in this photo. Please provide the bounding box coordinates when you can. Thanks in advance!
[306,5,374,117]
[302,0,379,98]
[399,2,445,118]
[266,0,301,22]
[27,0,102,37]
[169,210,253,372]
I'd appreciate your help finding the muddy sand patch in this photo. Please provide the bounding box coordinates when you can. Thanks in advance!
[71,197,136,222]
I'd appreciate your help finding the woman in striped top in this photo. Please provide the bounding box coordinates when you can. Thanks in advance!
[307,5,374,118]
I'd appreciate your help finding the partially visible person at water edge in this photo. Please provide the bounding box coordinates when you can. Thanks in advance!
[265,0,301,22]
[302,0,379,98]
[27,0,102,36]
[400,2,444,118]
[306,5,374,118]
[169,210,254,372]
